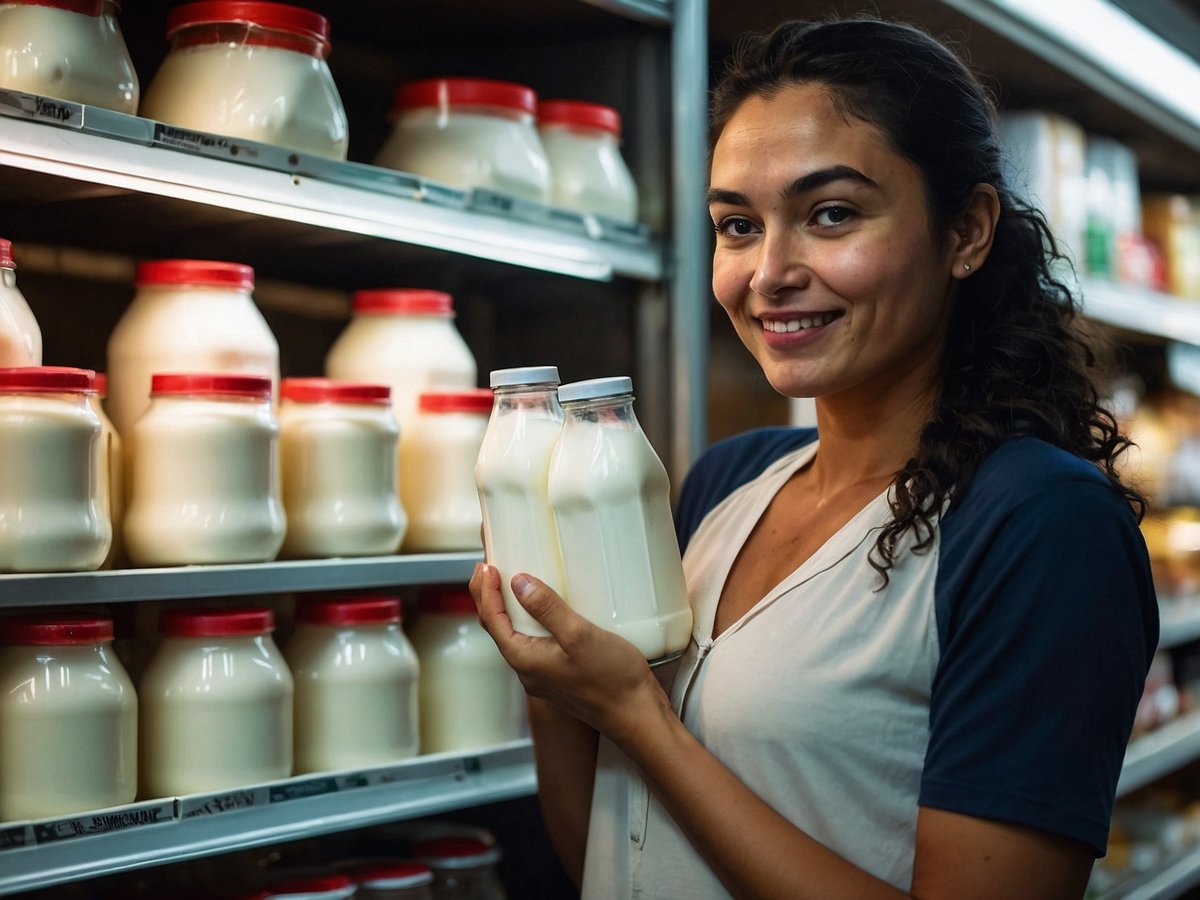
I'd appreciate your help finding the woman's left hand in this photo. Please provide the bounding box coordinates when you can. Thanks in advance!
[469,562,671,745]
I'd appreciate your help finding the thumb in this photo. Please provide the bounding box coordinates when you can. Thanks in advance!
[511,573,582,638]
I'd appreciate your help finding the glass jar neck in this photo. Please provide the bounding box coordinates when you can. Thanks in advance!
[494,384,561,414]
[561,392,637,427]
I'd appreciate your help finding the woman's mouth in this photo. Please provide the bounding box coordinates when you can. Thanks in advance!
[760,311,841,333]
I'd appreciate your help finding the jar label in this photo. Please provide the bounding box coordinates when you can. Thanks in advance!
[32,800,175,844]
[179,786,269,819]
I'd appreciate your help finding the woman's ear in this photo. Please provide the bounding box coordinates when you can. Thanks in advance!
[950,183,1000,279]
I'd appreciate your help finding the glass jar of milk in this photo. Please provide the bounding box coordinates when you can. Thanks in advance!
[0,613,137,820]
[341,861,436,900]
[139,606,293,798]
[549,377,692,663]
[0,0,138,114]
[0,239,41,368]
[400,389,492,553]
[475,366,566,637]
[375,77,550,202]
[90,373,124,569]
[407,587,523,754]
[139,1,348,159]
[279,378,406,559]
[284,594,420,774]
[0,366,111,573]
[538,100,639,223]
[106,259,280,439]
[123,373,285,567]
[413,837,506,900]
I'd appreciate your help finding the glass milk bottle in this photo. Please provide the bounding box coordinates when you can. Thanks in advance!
[0,613,137,820]
[475,367,565,637]
[139,606,293,798]
[284,594,420,774]
[0,239,41,367]
[548,377,692,662]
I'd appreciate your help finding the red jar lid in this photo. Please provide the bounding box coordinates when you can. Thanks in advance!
[166,2,331,53]
[418,587,476,616]
[0,239,13,269]
[8,1,103,15]
[393,78,537,116]
[350,861,433,888]
[352,289,454,316]
[413,836,500,867]
[95,372,107,398]
[280,378,390,405]
[0,614,113,645]
[538,100,622,136]
[295,594,402,626]
[151,373,273,399]
[0,366,95,393]
[160,607,275,637]
[418,389,492,414]
[260,874,355,898]
[135,260,255,290]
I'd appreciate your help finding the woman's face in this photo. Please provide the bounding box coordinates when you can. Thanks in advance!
[708,83,960,407]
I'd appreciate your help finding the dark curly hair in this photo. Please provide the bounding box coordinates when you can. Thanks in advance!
[710,17,1146,582]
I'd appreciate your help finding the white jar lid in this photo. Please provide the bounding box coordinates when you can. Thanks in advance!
[558,376,632,403]
[490,366,559,388]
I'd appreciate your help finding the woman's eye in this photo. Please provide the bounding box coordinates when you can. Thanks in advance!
[714,216,759,238]
[812,206,855,227]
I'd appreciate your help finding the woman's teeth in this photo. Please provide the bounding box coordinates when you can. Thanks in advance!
[762,313,838,333]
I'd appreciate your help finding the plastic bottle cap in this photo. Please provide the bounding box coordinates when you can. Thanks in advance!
[150,373,273,399]
[281,378,390,405]
[135,260,255,290]
[393,78,537,116]
[418,389,493,414]
[349,862,434,888]
[260,874,356,899]
[351,289,454,315]
[538,100,622,136]
[159,607,275,636]
[166,2,331,53]
[295,594,402,626]
[557,376,633,403]
[413,836,501,868]
[0,238,13,269]
[94,372,107,398]
[9,1,103,14]
[489,366,559,388]
[0,614,113,645]
[0,366,96,393]
[418,588,477,616]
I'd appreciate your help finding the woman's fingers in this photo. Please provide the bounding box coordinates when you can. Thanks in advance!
[471,563,516,641]
[510,573,586,646]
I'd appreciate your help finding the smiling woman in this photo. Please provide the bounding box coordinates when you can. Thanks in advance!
[469,15,1159,900]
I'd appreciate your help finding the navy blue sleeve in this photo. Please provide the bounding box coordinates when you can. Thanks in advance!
[922,439,1158,856]
[674,427,817,553]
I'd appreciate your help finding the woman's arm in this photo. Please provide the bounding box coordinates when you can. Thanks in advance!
[472,563,1094,900]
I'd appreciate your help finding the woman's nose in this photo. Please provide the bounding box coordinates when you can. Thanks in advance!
[748,231,808,298]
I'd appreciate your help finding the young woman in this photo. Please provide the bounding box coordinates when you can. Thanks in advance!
[470,17,1158,899]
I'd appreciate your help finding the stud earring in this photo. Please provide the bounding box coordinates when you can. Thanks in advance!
[963,263,971,272]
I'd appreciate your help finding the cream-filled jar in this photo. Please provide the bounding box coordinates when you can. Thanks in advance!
[0,366,111,573]
[90,372,124,569]
[400,390,492,553]
[123,373,285,567]
[139,606,293,798]
[285,594,420,773]
[0,613,137,820]
[106,259,279,439]
[375,78,550,202]
[279,378,406,559]
[407,587,523,754]
[538,100,639,223]
[139,1,348,159]
[0,239,41,368]
[0,0,138,114]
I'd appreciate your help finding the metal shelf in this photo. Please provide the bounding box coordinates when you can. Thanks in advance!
[0,741,535,897]
[1119,713,1200,798]
[0,93,664,283]
[581,0,672,24]
[1097,842,1200,900]
[1080,278,1200,347]
[0,553,482,608]
[1158,596,1200,649]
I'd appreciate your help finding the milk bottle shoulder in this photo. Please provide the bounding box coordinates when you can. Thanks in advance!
[0,240,41,367]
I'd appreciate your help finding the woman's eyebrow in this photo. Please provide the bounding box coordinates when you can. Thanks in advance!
[706,166,879,208]
[705,188,747,206]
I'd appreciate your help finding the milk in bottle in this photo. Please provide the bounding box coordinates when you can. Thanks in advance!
[548,377,692,661]
[475,367,565,637]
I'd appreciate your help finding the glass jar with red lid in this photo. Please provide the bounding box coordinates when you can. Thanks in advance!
[537,100,639,223]
[413,837,506,900]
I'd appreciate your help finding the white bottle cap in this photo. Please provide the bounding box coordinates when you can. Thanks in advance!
[557,376,633,403]
[490,366,560,388]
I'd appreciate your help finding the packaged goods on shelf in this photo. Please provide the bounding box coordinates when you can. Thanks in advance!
[1133,651,1182,738]
[1142,194,1200,300]
[376,78,551,202]
[90,372,124,570]
[279,378,406,559]
[538,100,639,223]
[123,373,285,567]
[997,110,1088,266]
[0,612,137,820]
[1084,136,1144,282]
[408,586,524,754]
[413,836,506,900]
[0,239,41,367]
[0,366,111,573]
[0,0,138,114]
[400,390,492,553]
[337,860,435,900]
[140,1,348,160]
